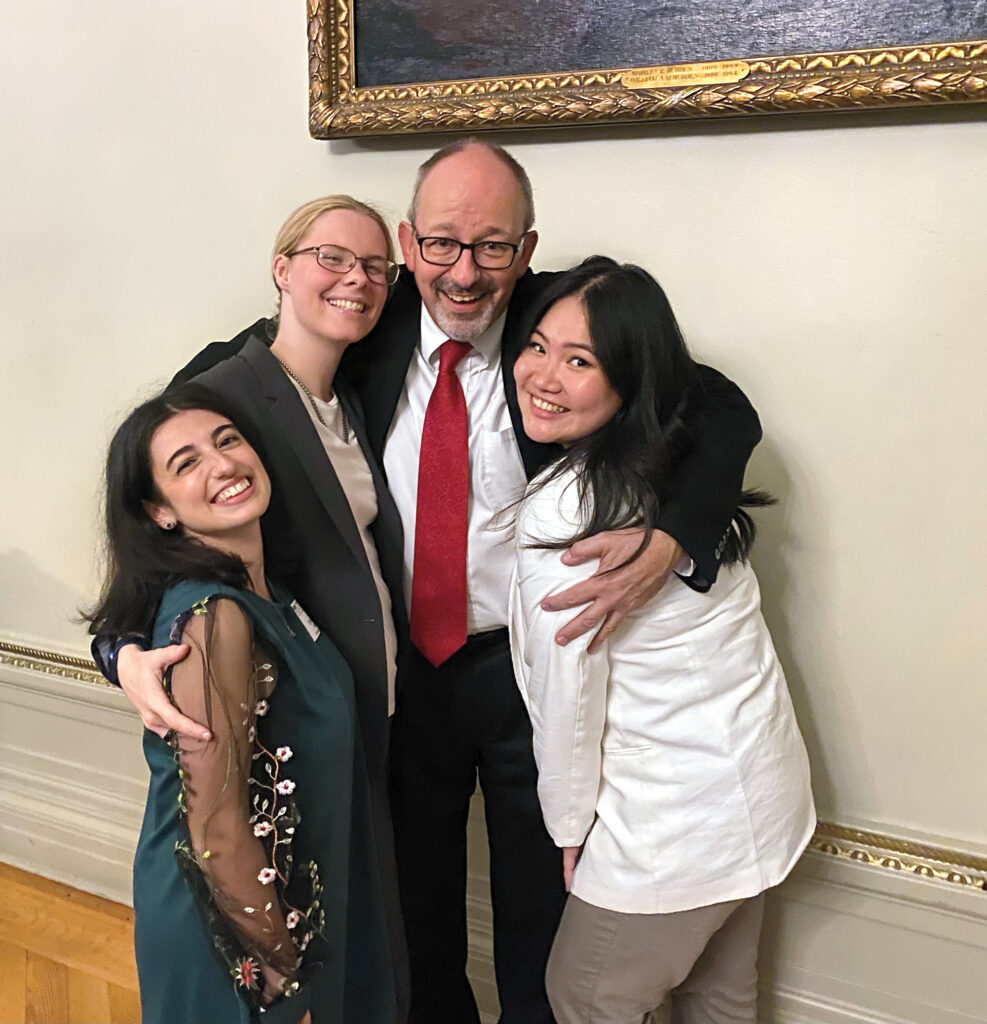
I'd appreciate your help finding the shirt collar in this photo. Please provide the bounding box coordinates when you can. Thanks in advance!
[419,302,507,370]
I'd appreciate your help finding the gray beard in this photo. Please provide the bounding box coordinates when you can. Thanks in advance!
[431,304,496,343]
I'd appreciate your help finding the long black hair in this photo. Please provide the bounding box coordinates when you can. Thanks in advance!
[521,256,770,566]
[85,382,260,638]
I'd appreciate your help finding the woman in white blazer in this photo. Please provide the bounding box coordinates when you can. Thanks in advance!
[509,258,815,1024]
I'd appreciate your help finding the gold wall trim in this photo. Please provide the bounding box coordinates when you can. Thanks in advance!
[0,639,106,688]
[811,821,987,892]
[2,639,986,890]
[307,2,987,138]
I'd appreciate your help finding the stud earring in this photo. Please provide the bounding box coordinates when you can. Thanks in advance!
[162,521,177,531]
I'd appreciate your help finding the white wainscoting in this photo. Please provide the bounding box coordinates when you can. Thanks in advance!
[3,643,986,1023]
[464,804,987,1024]
[0,643,147,903]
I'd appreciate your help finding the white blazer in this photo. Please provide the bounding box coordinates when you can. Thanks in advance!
[509,465,815,915]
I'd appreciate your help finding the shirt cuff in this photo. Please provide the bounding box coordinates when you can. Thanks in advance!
[91,634,148,687]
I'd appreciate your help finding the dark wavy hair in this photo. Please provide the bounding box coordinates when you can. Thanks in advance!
[521,257,770,567]
[84,382,260,637]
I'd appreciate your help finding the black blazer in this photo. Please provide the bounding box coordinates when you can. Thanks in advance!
[184,332,406,781]
[341,269,763,588]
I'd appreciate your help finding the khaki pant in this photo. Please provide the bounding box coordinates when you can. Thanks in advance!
[545,893,765,1024]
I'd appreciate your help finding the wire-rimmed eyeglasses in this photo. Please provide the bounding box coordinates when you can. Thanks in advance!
[286,244,400,285]
[413,234,526,270]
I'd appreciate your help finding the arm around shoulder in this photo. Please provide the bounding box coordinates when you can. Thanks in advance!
[656,364,761,589]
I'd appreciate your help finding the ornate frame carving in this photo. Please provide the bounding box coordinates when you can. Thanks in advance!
[307,1,987,138]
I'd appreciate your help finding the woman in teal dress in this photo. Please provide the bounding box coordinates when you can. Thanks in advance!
[87,382,395,1024]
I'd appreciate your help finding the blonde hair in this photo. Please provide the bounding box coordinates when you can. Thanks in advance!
[271,195,395,304]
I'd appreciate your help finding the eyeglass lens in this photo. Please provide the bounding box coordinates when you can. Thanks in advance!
[418,237,518,269]
[316,244,396,284]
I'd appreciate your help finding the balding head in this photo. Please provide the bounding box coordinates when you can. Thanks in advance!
[408,139,535,233]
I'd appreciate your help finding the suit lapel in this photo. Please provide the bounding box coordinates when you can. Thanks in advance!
[341,272,422,463]
[240,337,371,575]
[337,382,403,550]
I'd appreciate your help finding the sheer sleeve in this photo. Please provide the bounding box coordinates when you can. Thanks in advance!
[166,597,299,1004]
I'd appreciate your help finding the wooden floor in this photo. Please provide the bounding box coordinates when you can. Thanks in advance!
[0,863,140,1024]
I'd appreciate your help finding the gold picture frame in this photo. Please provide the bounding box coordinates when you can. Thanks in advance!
[307,0,987,138]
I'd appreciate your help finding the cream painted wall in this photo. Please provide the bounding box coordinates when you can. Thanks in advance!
[2,0,985,856]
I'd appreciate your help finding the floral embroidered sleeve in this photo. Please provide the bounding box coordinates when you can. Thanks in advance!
[165,597,307,1007]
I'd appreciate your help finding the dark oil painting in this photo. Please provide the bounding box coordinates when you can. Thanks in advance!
[353,0,987,88]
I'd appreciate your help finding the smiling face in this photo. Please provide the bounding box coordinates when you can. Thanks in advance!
[273,208,391,349]
[398,145,538,342]
[514,293,622,447]
[144,409,271,551]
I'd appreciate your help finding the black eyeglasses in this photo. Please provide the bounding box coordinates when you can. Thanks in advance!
[286,244,400,285]
[413,234,525,270]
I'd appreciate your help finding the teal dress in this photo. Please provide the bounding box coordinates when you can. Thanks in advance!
[133,580,395,1024]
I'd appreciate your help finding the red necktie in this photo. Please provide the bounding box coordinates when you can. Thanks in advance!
[410,340,472,667]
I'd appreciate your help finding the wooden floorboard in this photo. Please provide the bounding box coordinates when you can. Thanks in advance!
[25,953,70,1024]
[0,939,28,1022]
[0,863,140,1024]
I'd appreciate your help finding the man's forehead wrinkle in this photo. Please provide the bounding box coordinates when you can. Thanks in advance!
[424,219,517,240]
[415,193,525,239]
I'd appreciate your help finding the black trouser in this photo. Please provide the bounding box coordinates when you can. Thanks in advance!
[390,631,565,1024]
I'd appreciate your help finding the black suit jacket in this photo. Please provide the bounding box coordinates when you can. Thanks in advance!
[185,332,406,781]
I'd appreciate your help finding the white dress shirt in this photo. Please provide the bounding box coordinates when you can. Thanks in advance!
[383,306,528,633]
[510,463,816,915]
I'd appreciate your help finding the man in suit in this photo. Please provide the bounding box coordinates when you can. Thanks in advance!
[338,140,762,1024]
[107,141,760,1024]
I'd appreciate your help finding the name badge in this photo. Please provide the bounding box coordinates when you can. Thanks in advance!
[290,600,321,642]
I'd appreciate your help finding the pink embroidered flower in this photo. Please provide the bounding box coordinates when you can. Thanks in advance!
[257,867,277,884]
[253,821,273,837]
[254,700,269,716]
[285,910,301,929]
[276,746,293,762]
[232,956,259,989]
[275,779,296,795]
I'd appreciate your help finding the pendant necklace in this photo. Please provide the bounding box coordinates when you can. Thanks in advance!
[277,357,349,443]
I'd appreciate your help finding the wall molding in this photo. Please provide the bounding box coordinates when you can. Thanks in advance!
[809,821,987,892]
[0,637,107,688]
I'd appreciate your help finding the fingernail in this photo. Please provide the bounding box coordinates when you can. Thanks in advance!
[556,636,569,647]
[201,731,212,741]
[540,600,553,611]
